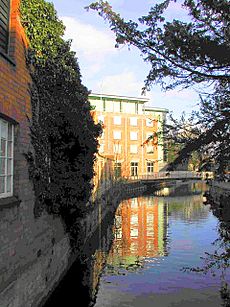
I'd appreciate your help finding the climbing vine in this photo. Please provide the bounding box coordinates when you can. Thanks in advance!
[20,0,101,244]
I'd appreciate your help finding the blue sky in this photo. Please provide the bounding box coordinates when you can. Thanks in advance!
[50,0,200,118]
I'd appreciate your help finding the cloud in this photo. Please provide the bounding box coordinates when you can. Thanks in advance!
[61,16,117,62]
[94,71,146,97]
[147,87,200,118]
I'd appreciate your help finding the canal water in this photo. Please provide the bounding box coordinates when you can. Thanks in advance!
[44,182,230,307]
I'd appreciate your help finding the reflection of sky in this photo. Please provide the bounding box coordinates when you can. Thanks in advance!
[96,190,229,303]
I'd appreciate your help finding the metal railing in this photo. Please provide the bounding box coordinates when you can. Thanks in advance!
[127,171,207,181]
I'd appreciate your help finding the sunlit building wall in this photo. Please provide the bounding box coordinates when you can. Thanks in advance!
[89,93,168,178]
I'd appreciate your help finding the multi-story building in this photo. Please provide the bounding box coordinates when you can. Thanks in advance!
[89,93,168,180]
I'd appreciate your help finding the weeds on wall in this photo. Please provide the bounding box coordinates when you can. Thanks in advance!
[20,0,101,248]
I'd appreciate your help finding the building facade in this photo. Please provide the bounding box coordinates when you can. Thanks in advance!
[89,93,168,179]
[0,2,72,306]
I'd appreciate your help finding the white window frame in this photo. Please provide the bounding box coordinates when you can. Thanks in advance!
[114,116,121,125]
[130,162,138,177]
[130,131,138,140]
[0,118,14,198]
[130,117,137,126]
[147,162,154,173]
[113,131,121,140]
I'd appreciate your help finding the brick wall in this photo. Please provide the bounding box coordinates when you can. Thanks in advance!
[0,1,71,306]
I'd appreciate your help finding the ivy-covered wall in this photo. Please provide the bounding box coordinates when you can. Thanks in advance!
[20,0,101,248]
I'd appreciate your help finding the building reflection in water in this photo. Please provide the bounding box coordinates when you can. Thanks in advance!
[106,197,169,274]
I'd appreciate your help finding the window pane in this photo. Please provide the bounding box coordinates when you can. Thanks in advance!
[1,121,7,139]
[130,145,138,153]
[7,141,12,157]
[0,158,6,175]
[1,139,6,156]
[7,159,12,175]
[0,176,5,193]
[8,124,13,141]
[114,116,121,125]
[6,175,12,193]
[114,131,121,139]
[99,144,104,153]
[130,132,138,140]
[146,119,152,127]
[130,117,137,126]
[147,145,154,153]
[98,115,104,124]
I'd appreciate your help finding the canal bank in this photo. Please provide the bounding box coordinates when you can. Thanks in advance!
[205,181,230,225]
[42,182,230,307]
[207,181,230,206]
[0,180,146,307]
[39,180,147,307]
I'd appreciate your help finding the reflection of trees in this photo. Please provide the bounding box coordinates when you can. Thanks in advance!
[166,198,209,222]
[154,182,207,197]
[105,256,144,276]
[183,213,230,306]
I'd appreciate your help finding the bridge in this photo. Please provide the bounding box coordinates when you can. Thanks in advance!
[127,171,213,183]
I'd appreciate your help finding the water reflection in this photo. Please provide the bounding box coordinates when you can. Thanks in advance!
[44,182,229,307]
[106,198,168,275]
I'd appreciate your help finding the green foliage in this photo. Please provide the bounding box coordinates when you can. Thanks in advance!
[87,0,230,174]
[21,0,101,240]
[88,0,230,90]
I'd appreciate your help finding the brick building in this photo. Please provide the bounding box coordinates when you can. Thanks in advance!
[89,93,168,180]
[0,2,71,306]
[0,0,31,201]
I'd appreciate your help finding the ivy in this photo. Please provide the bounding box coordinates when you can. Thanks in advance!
[20,0,101,248]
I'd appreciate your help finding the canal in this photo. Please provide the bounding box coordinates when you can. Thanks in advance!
[44,182,230,307]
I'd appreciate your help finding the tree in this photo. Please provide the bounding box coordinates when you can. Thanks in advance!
[21,0,101,243]
[87,0,230,173]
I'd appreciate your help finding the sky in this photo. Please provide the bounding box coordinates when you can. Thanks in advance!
[50,0,201,118]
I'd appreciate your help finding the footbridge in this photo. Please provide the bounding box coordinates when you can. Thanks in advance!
[127,171,213,184]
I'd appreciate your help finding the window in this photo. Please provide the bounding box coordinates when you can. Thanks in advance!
[113,143,122,154]
[130,131,138,140]
[100,131,104,139]
[114,162,121,178]
[147,162,154,174]
[114,116,121,125]
[130,145,138,154]
[0,0,10,54]
[103,100,106,111]
[146,132,153,139]
[130,117,137,126]
[135,102,138,114]
[131,162,138,177]
[99,144,104,153]
[120,101,123,113]
[0,118,14,198]
[146,118,153,127]
[98,115,104,124]
[146,145,154,154]
[113,131,121,140]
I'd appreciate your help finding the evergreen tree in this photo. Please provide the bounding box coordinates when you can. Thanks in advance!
[88,0,230,173]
